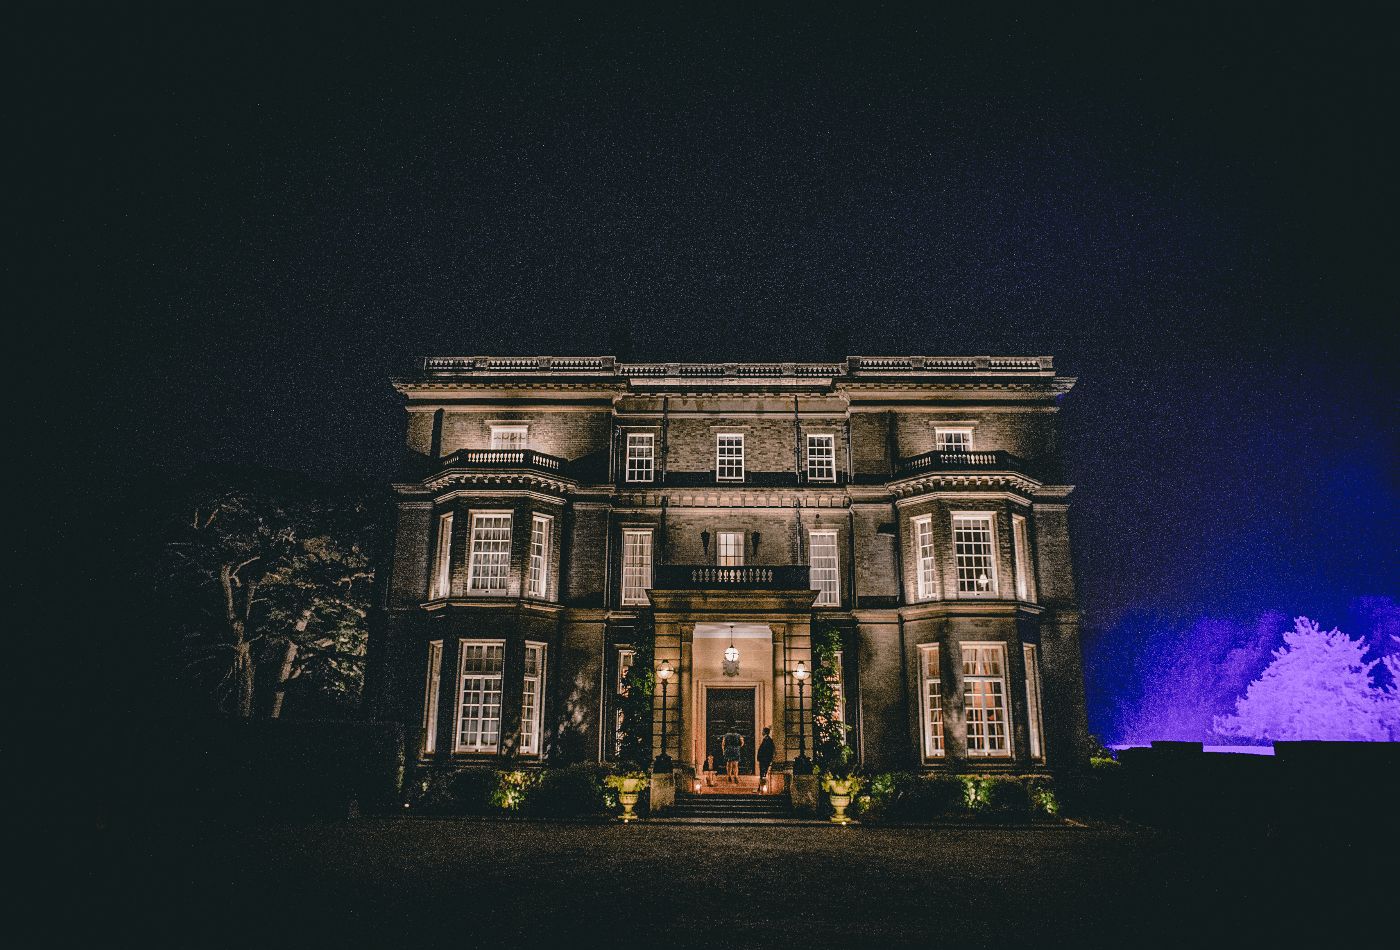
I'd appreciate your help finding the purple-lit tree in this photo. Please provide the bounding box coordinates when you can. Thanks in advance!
[1214,617,1395,742]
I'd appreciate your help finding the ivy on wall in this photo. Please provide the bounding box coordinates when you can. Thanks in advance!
[812,621,852,770]
[615,612,656,769]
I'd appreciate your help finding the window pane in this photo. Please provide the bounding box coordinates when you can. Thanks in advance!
[521,643,546,755]
[963,644,1010,756]
[1012,514,1036,603]
[490,426,528,449]
[717,434,744,480]
[528,515,551,598]
[718,531,744,566]
[807,434,836,482]
[914,516,937,600]
[457,641,505,752]
[432,512,453,598]
[622,530,652,605]
[625,433,655,483]
[810,530,840,607]
[423,641,443,754]
[467,513,512,592]
[953,514,997,596]
[936,428,972,453]
[921,645,944,757]
[1024,643,1045,761]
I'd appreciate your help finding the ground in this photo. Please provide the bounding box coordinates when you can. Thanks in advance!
[90,816,1384,947]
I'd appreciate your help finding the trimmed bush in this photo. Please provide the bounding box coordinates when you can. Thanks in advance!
[900,775,968,820]
[971,776,1032,817]
[447,769,500,814]
[528,764,609,818]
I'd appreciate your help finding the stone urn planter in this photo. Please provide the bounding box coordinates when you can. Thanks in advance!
[822,775,863,825]
[606,773,650,822]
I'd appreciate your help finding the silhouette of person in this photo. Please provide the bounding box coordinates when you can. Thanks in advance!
[721,728,744,783]
[757,727,775,791]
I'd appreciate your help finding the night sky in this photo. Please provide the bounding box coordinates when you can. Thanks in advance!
[40,8,1395,678]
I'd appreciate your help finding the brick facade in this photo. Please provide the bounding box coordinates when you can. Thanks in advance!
[374,356,1089,779]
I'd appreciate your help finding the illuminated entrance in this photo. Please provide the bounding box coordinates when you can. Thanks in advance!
[704,686,757,775]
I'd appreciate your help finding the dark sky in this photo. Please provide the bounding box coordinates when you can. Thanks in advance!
[39,5,1396,633]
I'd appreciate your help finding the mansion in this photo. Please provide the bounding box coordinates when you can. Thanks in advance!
[373,356,1090,785]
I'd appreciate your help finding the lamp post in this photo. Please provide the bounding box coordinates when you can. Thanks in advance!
[655,659,674,772]
[793,659,811,774]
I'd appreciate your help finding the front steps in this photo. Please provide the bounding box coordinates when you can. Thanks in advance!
[662,791,796,823]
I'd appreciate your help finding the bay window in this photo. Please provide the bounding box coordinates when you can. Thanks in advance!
[963,643,1010,757]
[466,511,512,593]
[456,640,505,752]
[952,513,998,597]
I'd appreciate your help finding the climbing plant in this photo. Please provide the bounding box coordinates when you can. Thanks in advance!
[812,621,851,769]
[615,612,656,768]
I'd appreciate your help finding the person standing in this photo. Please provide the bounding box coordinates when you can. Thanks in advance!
[756,727,775,792]
[721,728,744,783]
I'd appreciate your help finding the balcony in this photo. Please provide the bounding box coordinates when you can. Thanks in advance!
[653,564,813,590]
[896,450,1031,478]
[436,448,570,476]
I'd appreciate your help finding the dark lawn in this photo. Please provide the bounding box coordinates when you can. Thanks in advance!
[90,816,1384,947]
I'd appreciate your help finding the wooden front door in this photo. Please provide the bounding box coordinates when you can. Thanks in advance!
[705,687,756,775]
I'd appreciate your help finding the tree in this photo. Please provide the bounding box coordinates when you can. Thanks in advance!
[1214,617,1394,742]
[162,467,379,718]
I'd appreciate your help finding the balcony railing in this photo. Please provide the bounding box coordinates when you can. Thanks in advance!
[653,564,813,590]
[436,448,568,475]
[896,450,1029,477]
[620,471,848,489]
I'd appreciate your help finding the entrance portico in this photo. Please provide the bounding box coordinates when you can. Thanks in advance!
[647,570,819,791]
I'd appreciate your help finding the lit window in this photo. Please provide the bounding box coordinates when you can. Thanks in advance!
[717,531,744,566]
[616,649,636,695]
[1024,643,1046,762]
[952,513,998,597]
[528,514,552,599]
[431,511,453,599]
[936,428,973,453]
[913,515,937,600]
[809,529,840,607]
[490,425,529,450]
[920,645,944,758]
[521,642,547,756]
[621,529,653,605]
[716,433,745,481]
[625,433,655,483]
[456,640,505,752]
[963,643,1010,757]
[422,640,443,754]
[806,434,836,482]
[466,512,512,593]
[1012,513,1036,603]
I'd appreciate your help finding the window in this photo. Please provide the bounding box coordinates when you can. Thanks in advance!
[466,512,513,593]
[621,529,653,605]
[828,649,845,723]
[625,432,655,483]
[952,513,998,597]
[913,515,937,600]
[456,640,505,752]
[919,645,944,758]
[716,433,745,481]
[521,642,547,755]
[489,425,529,450]
[1024,643,1046,762]
[431,511,453,599]
[422,640,443,754]
[809,529,840,607]
[936,427,973,453]
[806,434,836,482]
[616,649,636,695]
[717,531,744,566]
[1012,513,1037,603]
[528,514,552,599]
[963,643,1010,757]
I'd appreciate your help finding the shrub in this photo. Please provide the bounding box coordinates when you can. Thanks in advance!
[447,768,500,814]
[970,776,1032,817]
[491,770,539,811]
[529,764,609,818]
[1026,778,1059,816]
[900,775,968,820]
